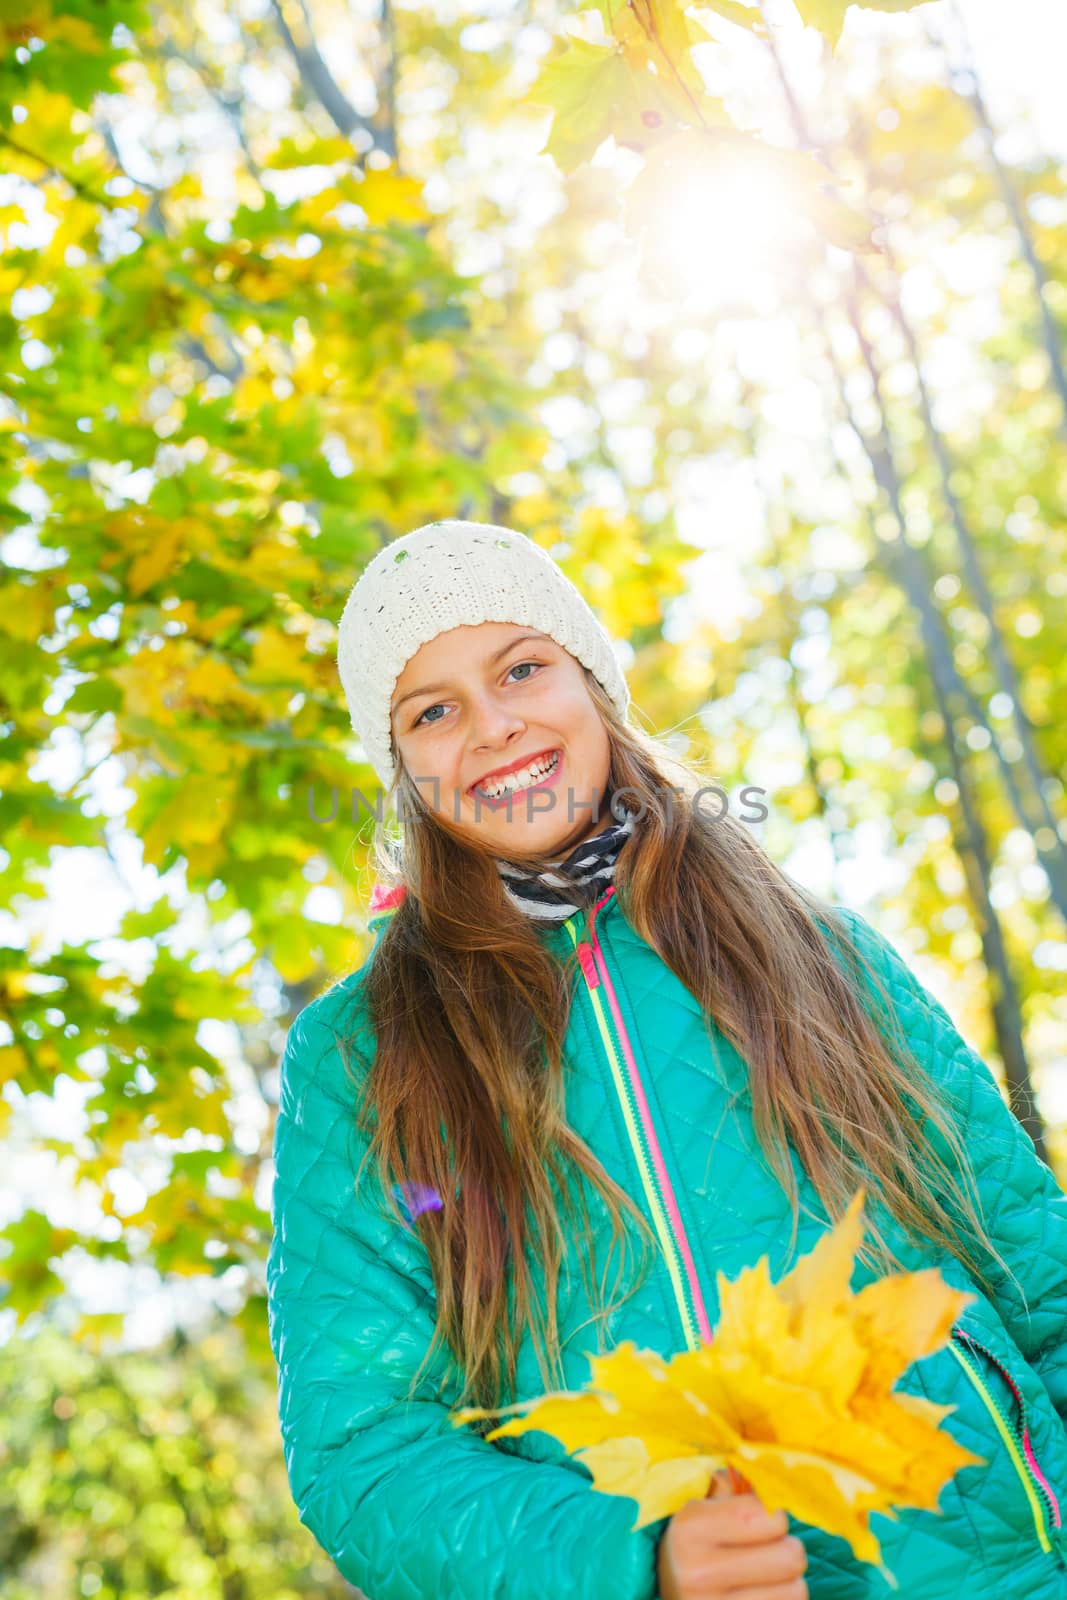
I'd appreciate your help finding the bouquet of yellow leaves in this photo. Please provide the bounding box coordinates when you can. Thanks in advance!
[449,1190,984,1587]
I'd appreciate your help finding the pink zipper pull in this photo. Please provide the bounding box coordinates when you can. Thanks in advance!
[576,942,600,988]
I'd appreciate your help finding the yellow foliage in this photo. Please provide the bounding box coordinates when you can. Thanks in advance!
[0,1044,29,1087]
[528,35,664,170]
[6,81,74,137]
[614,0,710,103]
[0,577,58,642]
[567,507,668,633]
[40,188,104,260]
[401,338,460,386]
[43,14,106,51]
[350,168,430,227]
[2,4,103,50]
[141,772,240,873]
[451,1191,980,1584]
[102,512,215,589]
[167,602,246,643]
[2,10,51,45]
[511,492,562,532]
[242,539,320,588]
[182,654,261,714]
[128,527,185,596]
[248,625,309,684]
[795,0,932,52]
[71,1313,126,1351]
[111,649,177,723]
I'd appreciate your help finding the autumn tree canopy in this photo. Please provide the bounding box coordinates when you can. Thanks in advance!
[1,0,1065,1591]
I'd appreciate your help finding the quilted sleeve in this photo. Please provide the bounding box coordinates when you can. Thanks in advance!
[831,905,1067,1427]
[266,992,664,1600]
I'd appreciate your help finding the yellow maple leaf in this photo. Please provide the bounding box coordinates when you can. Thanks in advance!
[450,1190,983,1586]
[575,1435,728,1524]
[350,168,430,227]
[128,526,185,597]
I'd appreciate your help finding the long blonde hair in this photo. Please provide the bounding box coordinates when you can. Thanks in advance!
[342,671,1012,1413]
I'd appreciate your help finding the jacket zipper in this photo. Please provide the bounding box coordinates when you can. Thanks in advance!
[372,879,1067,1562]
[949,1327,1063,1560]
[563,886,713,1350]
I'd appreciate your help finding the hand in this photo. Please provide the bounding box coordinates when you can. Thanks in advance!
[656,1475,808,1599]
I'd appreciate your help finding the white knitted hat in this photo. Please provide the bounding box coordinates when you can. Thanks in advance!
[337,520,631,791]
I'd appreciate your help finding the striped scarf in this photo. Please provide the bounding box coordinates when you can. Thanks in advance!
[493,806,638,922]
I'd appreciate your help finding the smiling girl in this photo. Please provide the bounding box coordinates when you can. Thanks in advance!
[266,520,1067,1600]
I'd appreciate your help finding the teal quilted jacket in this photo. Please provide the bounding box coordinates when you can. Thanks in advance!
[267,886,1067,1599]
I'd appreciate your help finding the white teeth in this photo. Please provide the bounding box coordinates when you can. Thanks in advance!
[476,750,559,799]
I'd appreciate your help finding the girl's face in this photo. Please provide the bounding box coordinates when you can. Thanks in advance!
[389,621,613,857]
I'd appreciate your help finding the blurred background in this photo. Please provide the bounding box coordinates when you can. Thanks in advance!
[1,0,1065,1592]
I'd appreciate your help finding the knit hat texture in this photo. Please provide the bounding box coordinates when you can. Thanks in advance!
[337,520,631,791]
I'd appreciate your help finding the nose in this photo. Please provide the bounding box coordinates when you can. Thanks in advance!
[470,690,526,754]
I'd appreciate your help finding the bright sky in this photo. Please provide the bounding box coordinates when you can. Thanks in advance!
[956,0,1067,156]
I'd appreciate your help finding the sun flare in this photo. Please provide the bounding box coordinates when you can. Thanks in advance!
[614,118,874,308]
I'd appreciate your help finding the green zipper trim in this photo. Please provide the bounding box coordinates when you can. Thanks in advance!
[562,916,703,1349]
[373,888,1062,1560]
[949,1339,1052,1554]
[955,1329,1063,1534]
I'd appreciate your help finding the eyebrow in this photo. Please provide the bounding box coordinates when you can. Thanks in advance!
[391,632,553,719]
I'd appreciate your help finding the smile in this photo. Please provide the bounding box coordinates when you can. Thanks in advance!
[472,749,562,804]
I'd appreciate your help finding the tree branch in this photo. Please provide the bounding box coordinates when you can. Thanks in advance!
[0,131,118,210]
[270,0,377,156]
[153,35,266,185]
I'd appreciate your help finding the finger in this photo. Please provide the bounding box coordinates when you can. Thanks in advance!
[723,1580,807,1600]
[691,1494,790,1544]
[699,1535,807,1591]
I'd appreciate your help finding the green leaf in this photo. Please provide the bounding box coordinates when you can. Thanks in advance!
[853,0,938,12]
[0,1211,79,1321]
[794,0,935,49]
[686,1,766,39]
[529,37,643,170]
[528,25,723,171]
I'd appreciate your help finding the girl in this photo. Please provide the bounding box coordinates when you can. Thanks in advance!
[266,520,1067,1600]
